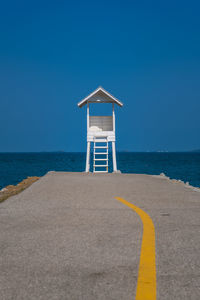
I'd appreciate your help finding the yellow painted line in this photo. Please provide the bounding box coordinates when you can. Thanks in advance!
[115,197,156,300]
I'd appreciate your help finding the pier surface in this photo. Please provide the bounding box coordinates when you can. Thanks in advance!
[0,172,200,299]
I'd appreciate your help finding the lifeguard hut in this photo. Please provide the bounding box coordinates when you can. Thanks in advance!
[78,87,123,173]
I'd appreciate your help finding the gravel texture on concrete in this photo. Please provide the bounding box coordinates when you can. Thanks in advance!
[0,172,200,300]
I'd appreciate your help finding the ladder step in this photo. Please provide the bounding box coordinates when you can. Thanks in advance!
[94,152,108,155]
[94,170,108,173]
[94,146,108,149]
[94,158,108,161]
[94,164,108,167]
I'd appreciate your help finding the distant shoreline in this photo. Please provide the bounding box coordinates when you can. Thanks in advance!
[0,151,200,153]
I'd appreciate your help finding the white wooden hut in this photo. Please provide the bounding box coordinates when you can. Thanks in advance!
[78,86,123,173]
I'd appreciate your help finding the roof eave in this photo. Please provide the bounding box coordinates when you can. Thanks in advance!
[77,87,123,108]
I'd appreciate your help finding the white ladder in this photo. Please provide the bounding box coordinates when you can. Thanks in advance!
[93,137,108,173]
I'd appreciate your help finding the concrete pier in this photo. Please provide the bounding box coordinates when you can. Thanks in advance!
[0,172,200,299]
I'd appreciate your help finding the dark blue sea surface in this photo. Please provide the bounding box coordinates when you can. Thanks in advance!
[0,152,200,189]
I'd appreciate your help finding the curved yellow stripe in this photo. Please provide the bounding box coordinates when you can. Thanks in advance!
[115,197,156,300]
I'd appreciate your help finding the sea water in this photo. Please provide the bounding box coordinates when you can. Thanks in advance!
[0,152,200,189]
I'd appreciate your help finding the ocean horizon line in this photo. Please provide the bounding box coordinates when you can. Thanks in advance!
[0,150,199,154]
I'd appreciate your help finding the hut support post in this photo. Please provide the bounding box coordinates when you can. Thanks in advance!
[86,141,90,172]
[112,103,115,132]
[112,141,117,172]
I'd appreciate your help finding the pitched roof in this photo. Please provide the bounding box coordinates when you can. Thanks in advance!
[77,86,123,108]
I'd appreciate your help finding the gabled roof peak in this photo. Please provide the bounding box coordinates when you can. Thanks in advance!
[77,86,123,108]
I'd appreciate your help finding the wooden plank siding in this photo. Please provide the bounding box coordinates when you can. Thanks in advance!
[89,116,113,132]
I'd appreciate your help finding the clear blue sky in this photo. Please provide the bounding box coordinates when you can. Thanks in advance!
[0,0,200,152]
